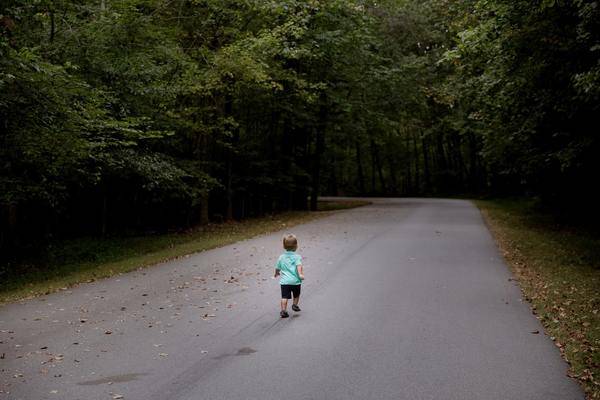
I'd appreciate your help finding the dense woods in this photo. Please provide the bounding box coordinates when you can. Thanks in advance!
[1,0,599,261]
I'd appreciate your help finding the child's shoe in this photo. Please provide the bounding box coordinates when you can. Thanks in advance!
[280,310,289,318]
[292,304,301,312]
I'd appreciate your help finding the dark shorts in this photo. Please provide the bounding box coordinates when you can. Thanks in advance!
[281,284,301,299]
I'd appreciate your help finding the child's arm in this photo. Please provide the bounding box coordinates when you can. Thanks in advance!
[297,264,304,281]
[274,257,281,278]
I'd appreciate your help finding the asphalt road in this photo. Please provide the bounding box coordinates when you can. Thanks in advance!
[0,198,584,399]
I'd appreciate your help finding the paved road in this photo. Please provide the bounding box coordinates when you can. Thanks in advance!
[0,199,583,399]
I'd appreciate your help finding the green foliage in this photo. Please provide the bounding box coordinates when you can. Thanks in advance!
[1,0,598,260]
[0,44,95,205]
[440,0,600,210]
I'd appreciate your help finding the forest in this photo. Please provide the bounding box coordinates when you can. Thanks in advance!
[1,0,599,261]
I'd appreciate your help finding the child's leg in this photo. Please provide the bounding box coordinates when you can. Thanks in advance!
[280,285,291,310]
[292,285,301,308]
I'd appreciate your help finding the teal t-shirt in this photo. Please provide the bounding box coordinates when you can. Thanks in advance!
[276,251,302,285]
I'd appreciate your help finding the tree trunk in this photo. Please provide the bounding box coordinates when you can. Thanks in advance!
[310,126,325,211]
[133,191,141,228]
[280,113,293,210]
[467,132,482,192]
[224,94,237,221]
[101,191,108,236]
[452,135,467,190]
[387,154,398,195]
[330,153,338,196]
[225,155,233,220]
[310,95,327,211]
[436,134,448,172]
[199,193,209,225]
[370,143,376,194]
[371,138,386,194]
[412,131,420,193]
[421,133,431,193]
[355,141,366,194]
[405,133,412,195]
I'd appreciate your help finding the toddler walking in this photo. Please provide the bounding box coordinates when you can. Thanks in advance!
[274,234,304,318]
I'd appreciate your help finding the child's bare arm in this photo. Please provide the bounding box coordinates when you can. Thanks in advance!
[297,264,304,280]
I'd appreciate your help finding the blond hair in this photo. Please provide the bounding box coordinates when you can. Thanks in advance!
[283,234,298,251]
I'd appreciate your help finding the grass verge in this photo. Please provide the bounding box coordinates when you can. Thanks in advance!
[476,198,600,399]
[0,200,370,305]
[313,199,371,211]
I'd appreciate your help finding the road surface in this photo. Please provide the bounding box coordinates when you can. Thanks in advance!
[0,198,583,399]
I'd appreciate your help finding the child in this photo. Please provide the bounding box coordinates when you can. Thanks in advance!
[274,234,304,318]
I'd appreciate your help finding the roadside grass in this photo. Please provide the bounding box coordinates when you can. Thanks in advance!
[313,199,371,211]
[476,199,600,399]
[0,200,370,304]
